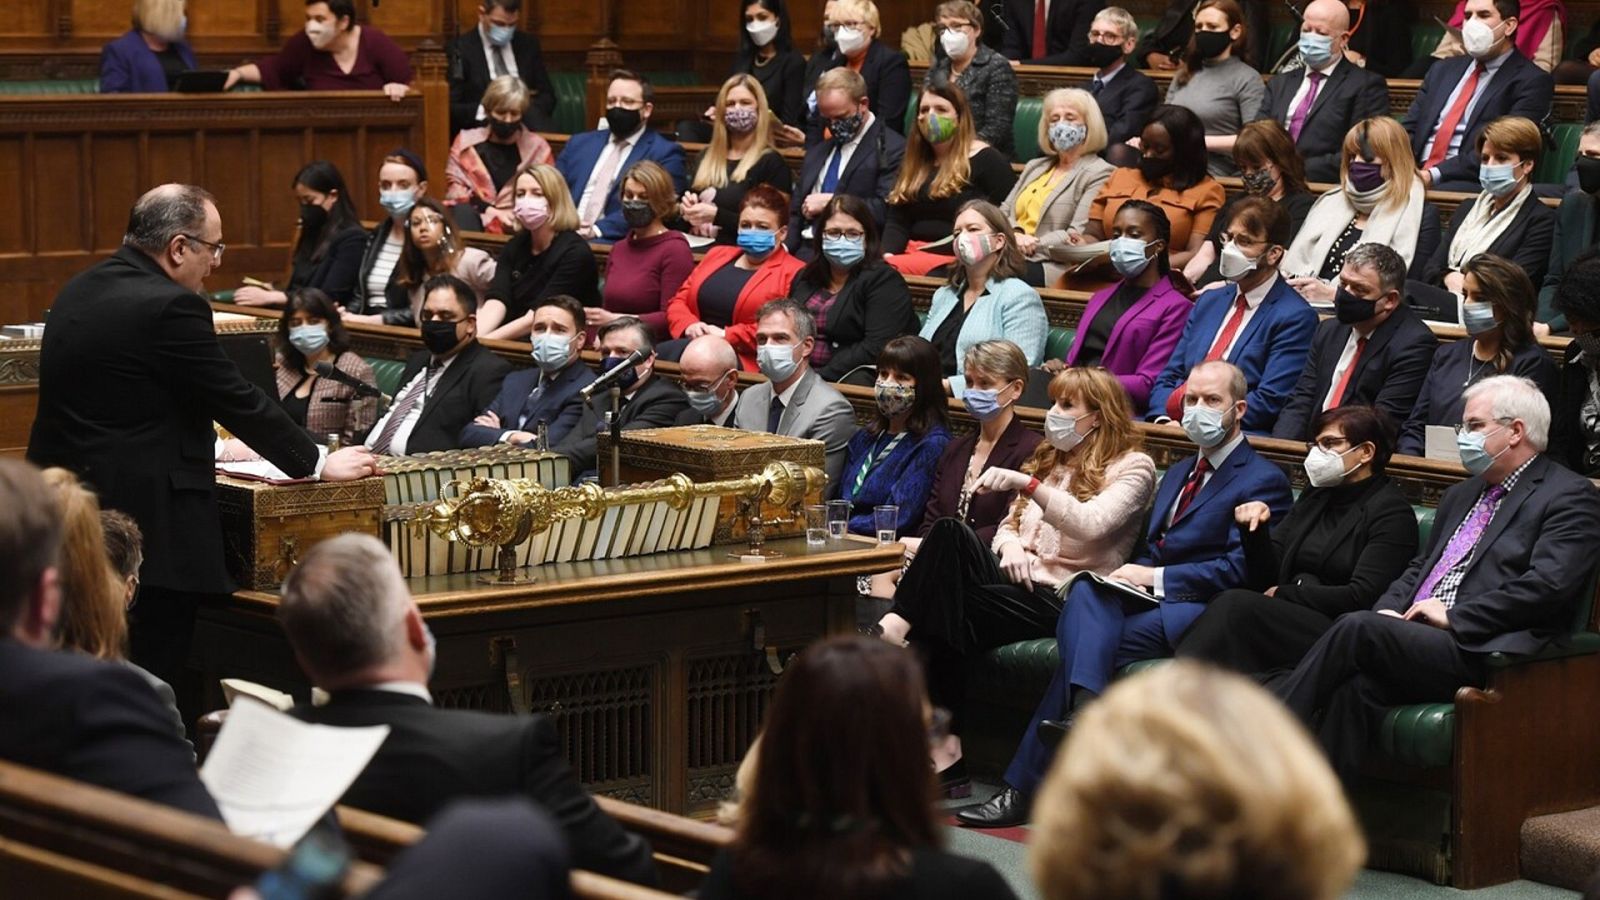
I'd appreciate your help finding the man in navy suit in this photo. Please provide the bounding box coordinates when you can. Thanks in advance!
[957,361,1294,827]
[787,67,905,253]
[1254,0,1390,183]
[999,0,1104,65]
[555,70,687,242]
[1276,376,1600,774]
[1147,197,1318,435]
[1083,7,1159,154]
[1403,0,1553,191]
[460,295,596,449]
[447,0,558,134]
[1271,243,1439,442]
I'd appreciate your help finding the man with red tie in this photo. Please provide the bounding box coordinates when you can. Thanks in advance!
[997,0,1105,66]
[1147,197,1318,435]
[1270,243,1439,442]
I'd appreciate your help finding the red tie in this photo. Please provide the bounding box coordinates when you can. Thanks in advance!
[1171,457,1212,524]
[1165,294,1250,420]
[1032,0,1048,59]
[1423,62,1485,171]
[1326,336,1367,410]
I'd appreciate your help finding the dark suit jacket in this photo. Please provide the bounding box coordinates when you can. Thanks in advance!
[916,415,1043,548]
[28,247,321,594]
[554,375,690,478]
[1093,65,1160,146]
[1270,304,1440,442]
[1403,50,1554,187]
[1373,455,1600,655]
[999,0,1104,65]
[345,220,405,321]
[1396,338,1558,455]
[804,42,912,141]
[1255,62,1390,184]
[555,128,689,241]
[99,29,197,93]
[1550,342,1597,476]
[448,28,557,133]
[388,342,512,455]
[1538,189,1596,333]
[292,689,656,886]
[0,639,219,819]
[786,262,918,382]
[1422,192,1557,288]
[788,117,905,246]
[459,359,597,449]
[291,225,368,307]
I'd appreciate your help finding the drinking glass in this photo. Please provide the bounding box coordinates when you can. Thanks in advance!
[805,504,828,546]
[826,500,851,539]
[874,505,899,545]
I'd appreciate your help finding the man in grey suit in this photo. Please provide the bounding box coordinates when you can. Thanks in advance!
[1275,375,1600,775]
[733,300,856,485]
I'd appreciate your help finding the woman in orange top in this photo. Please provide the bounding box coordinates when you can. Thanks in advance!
[662,184,806,370]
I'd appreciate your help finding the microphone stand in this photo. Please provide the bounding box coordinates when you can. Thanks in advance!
[608,385,623,487]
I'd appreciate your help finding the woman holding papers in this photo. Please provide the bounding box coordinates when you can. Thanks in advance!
[872,366,1155,798]
[1176,404,1417,681]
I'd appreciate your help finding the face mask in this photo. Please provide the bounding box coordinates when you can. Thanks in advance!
[1241,168,1275,195]
[1577,156,1600,195]
[380,189,417,218]
[1478,161,1520,197]
[757,343,799,382]
[687,386,727,416]
[835,26,867,55]
[874,381,917,417]
[1457,425,1506,475]
[298,202,328,233]
[940,29,971,58]
[737,227,778,258]
[489,118,522,139]
[724,106,760,134]
[1346,160,1385,194]
[530,333,574,372]
[487,23,515,46]
[514,196,550,231]
[1108,236,1154,278]
[289,323,329,355]
[1193,30,1232,59]
[746,19,779,47]
[1084,42,1124,68]
[1138,155,1173,183]
[1218,238,1262,282]
[605,105,643,137]
[1298,31,1335,68]
[829,112,864,145]
[1461,17,1499,58]
[1333,286,1379,324]
[1044,409,1091,452]
[922,112,957,144]
[1303,444,1357,487]
[600,354,641,391]
[305,21,336,50]
[1462,300,1499,335]
[421,320,462,355]
[1182,403,1232,449]
[962,386,1013,421]
[1049,121,1087,153]
[954,231,996,267]
[620,199,656,230]
[822,236,865,268]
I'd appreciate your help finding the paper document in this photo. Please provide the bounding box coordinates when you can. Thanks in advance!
[1062,570,1160,613]
[1424,425,1459,463]
[200,698,389,848]
[216,458,312,484]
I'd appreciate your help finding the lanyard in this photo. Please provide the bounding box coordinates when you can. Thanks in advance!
[850,432,906,498]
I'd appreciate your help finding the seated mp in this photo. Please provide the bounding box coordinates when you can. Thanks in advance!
[1000,87,1116,287]
[875,366,1157,800]
[1549,249,1600,475]
[552,316,688,480]
[346,197,497,329]
[1182,120,1316,288]
[480,163,600,339]
[276,533,657,885]
[232,161,368,309]
[959,360,1293,828]
[592,160,695,344]
[674,335,743,427]
[802,0,912,141]
[446,0,560,134]
[1081,7,1161,152]
[1270,243,1439,442]
[1274,375,1600,775]
[925,1,1019,156]
[679,74,795,249]
[557,69,688,242]
[444,75,556,235]
[274,288,381,447]
[460,294,596,449]
[1147,196,1318,434]
[1537,122,1600,334]
[365,274,511,456]
[100,0,196,93]
[341,150,431,324]
[732,300,855,485]
[787,66,906,252]
[1160,0,1265,180]
[225,0,412,95]
[1179,405,1419,681]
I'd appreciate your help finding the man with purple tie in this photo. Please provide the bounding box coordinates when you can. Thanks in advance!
[1274,375,1600,775]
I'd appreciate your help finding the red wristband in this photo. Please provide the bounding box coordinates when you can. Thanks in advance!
[1024,477,1041,497]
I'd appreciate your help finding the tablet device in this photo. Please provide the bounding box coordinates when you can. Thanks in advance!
[174,70,229,93]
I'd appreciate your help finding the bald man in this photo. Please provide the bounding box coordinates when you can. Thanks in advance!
[673,335,742,427]
[1253,0,1390,183]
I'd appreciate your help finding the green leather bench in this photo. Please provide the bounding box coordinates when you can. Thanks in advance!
[1013,96,1043,164]
[0,79,99,94]
[1534,122,1582,186]
[549,71,699,137]
[912,309,1076,361]
[365,356,408,398]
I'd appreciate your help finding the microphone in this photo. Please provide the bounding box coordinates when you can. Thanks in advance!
[314,362,386,400]
[579,349,647,399]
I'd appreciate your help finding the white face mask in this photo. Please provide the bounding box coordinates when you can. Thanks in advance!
[305,20,336,49]
[1303,444,1358,487]
[835,26,867,55]
[1461,17,1499,58]
[940,29,971,58]
[746,19,779,47]
[1218,238,1263,282]
[1044,409,1092,452]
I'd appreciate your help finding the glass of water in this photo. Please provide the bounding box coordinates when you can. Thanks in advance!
[874,505,900,545]
[805,504,828,546]
[826,500,851,539]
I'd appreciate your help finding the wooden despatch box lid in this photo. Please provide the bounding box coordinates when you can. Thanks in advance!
[599,425,826,481]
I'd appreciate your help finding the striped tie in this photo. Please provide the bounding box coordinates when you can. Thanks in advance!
[369,365,436,455]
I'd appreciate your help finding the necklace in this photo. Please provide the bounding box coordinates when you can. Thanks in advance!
[1463,355,1494,388]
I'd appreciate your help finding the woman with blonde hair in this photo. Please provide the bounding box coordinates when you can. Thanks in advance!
[101,0,196,93]
[1001,88,1115,286]
[1030,661,1364,900]
[444,75,556,234]
[875,366,1155,797]
[481,162,599,339]
[680,74,794,247]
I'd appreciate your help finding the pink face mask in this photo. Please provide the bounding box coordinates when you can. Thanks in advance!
[514,196,550,231]
[954,231,995,267]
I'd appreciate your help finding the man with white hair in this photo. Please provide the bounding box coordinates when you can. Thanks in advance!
[277,533,656,886]
[1275,375,1600,774]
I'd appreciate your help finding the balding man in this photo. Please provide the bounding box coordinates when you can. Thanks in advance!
[28,184,375,715]
[674,335,742,426]
[1253,0,1389,184]
[278,533,656,886]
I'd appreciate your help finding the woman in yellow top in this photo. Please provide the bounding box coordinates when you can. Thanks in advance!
[1001,88,1115,287]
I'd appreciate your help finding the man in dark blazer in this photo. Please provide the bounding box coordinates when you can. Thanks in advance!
[0,460,220,820]
[554,317,688,480]
[1084,8,1160,151]
[958,361,1294,828]
[277,533,657,886]
[460,296,596,448]
[556,71,687,241]
[1272,243,1438,442]
[1254,0,1390,183]
[803,37,912,142]
[1403,0,1554,191]
[788,67,905,251]
[672,335,742,427]
[447,0,558,134]
[365,275,511,456]
[999,0,1104,65]
[1276,375,1600,774]
[27,185,376,708]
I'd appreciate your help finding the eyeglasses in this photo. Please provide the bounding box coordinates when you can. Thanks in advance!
[182,233,225,261]
[1455,417,1511,435]
[822,229,866,241]
[834,19,866,30]
[1219,233,1266,250]
[1305,437,1350,452]
[683,371,733,393]
[410,215,447,227]
[1087,28,1126,41]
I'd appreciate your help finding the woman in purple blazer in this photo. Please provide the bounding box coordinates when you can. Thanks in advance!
[100,0,197,94]
[1055,200,1192,415]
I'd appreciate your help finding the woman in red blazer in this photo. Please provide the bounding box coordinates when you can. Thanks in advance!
[663,184,805,370]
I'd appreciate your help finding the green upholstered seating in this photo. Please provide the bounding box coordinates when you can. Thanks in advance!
[1013,96,1043,164]
[1535,122,1583,185]
[0,79,99,94]
[1044,327,1076,361]
[365,357,408,398]
[549,72,589,136]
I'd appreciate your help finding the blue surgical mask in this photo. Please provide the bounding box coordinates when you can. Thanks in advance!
[1298,31,1334,68]
[600,354,640,391]
[737,228,778,258]
[1048,120,1086,153]
[379,189,417,218]
[1108,236,1154,278]
[1478,162,1520,198]
[1457,425,1506,476]
[288,323,329,355]
[530,332,573,372]
[961,387,1010,421]
[822,236,865,268]
[757,343,799,383]
[687,388,725,416]
[1181,403,1231,449]
[1462,300,1499,335]
[487,23,515,46]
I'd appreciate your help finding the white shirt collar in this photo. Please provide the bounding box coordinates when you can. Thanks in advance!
[1239,272,1278,310]
[1308,55,1340,77]
[1097,59,1126,81]
[367,681,434,704]
[1203,430,1247,469]
[775,368,807,406]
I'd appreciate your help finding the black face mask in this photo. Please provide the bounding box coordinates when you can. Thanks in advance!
[1577,156,1600,195]
[605,106,642,137]
[1333,286,1379,324]
[299,202,328,233]
[488,118,521,139]
[1192,30,1232,59]
[420,320,463,355]
[1084,42,1123,68]
[1139,155,1174,183]
[620,199,656,230]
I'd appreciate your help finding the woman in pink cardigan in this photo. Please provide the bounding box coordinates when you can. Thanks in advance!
[444,75,554,234]
[873,365,1155,798]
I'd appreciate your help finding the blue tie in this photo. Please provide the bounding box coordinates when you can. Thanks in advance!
[767,396,784,433]
[820,148,843,193]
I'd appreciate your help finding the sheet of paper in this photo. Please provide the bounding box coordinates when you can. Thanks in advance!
[216,458,310,484]
[200,698,389,848]
[1424,425,1459,463]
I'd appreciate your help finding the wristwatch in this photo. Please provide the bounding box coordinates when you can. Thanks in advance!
[857,575,873,597]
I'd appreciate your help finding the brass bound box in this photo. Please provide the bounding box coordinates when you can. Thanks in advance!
[216,476,385,591]
[598,425,827,543]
